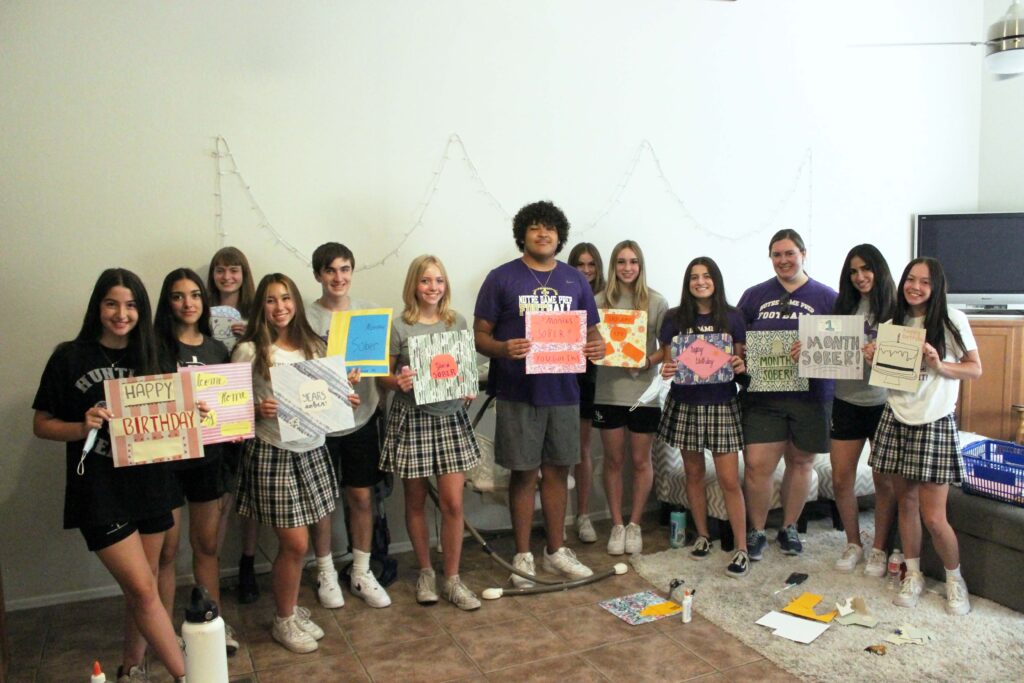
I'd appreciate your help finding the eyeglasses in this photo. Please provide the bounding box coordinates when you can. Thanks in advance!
[779,293,791,315]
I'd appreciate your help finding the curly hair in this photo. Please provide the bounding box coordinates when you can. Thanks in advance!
[512,200,570,254]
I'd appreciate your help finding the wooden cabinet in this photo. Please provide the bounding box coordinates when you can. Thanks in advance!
[957,317,1024,441]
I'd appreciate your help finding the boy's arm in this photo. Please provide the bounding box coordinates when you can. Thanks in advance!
[474,318,530,359]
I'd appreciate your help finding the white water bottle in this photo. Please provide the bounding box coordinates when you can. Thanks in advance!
[887,549,904,591]
[182,586,229,683]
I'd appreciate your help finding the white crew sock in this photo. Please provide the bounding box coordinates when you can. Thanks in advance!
[352,548,371,576]
[905,557,921,573]
[945,564,963,581]
[316,553,335,574]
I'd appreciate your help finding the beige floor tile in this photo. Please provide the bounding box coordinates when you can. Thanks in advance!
[486,653,608,683]
[664,617,763,670]
[256,652,369,682]
[540,602,645,651]
[452,615,570,672]
[581,632,716,683]
[721,658,801,682]
[358,634,479,682]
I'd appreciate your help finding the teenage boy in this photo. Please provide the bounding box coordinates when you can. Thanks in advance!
[306,242,391,608]
[474,200,605,586]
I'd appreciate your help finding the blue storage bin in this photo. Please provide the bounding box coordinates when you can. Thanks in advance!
[962,439,1024,507]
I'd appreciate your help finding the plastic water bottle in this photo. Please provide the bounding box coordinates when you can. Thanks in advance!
[669,511,687,548]
[887,548,904,590]
[182,585,229,683]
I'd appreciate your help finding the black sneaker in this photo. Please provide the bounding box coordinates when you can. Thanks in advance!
[746,530,767,561]
[777,525,803,556]
[726,550,750,578]
[237,555,259,604]
[689,536,712,560]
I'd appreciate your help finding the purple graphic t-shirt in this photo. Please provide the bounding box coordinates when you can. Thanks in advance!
[737,277,837,403]
[474,259,599,406]
[659,309,746,405]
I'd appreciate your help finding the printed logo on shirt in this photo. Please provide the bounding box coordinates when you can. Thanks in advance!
[755,298,815,321]
[74,366,133,393]
[518,286,575,316]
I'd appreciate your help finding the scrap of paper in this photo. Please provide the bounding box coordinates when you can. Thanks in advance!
[104,373,204,467]
[755,611,830,644]
[781,592,837,623]
[599,591,681,625]
[180,362,255,444]
[834,597,878,628]
[884,624,938,646]
[672,333,735,385]
[797,315,865,379]
[594,309,648,368]
[869,323,926,392]
[326,308,393,376]
[270,355,355,442]
[407,329,478,405]
[525,310,587,374]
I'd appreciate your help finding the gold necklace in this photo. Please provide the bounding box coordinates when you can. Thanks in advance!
[523,260,557,296]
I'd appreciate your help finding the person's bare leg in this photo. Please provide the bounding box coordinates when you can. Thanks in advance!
[831,438,867,544]
[271,526,309,618]
[780,442,815,527]
[437,472,467,578]
[713,452,747,551]
[540,463,570,553]
[508,468,540,554]
[920,483,959,569]
[344,486,373,553]
[682,450,709,537]
[600,427,627,526]
[871,468,898,551]
[310,513,332,559]
[574,419,593,517]
[403,478,433,569]
[189,499,223,606]
[742,441,784,530]
[158,507,182,620]
[626,431,655,525]
[894,476,922,559]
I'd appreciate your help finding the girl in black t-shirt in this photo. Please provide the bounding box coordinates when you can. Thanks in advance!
[32,268,186,682]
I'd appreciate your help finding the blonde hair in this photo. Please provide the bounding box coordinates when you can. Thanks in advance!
[601,240,649,312]
[401,254,456,327]
[237,273,325,380]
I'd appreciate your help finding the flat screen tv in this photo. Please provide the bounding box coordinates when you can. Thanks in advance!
[914,212,1024,311]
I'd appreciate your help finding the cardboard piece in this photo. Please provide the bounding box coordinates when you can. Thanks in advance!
[755,611,830,644]
[673,333,735,385]
[180,362,255,444]
[209,305,242,352]
[525,310,587,374]
[270,355,354,442]
[326,308,393,376]
[781,592,837,623]
[797,315,865,379]
[746,330,808,392]
[594,309,648,368]
[869,323,926,392]
[407,329,478,405]
[104,373,204,467]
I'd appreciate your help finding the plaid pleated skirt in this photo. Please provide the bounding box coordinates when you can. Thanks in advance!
[380,399,481,479]
[236,438,338,527]
[658,396,744,454]
[868,405,963,484]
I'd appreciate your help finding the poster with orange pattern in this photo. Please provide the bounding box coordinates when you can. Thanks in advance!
[594,309,648,368]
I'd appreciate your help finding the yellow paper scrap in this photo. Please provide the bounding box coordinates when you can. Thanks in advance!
[639,600,682,618]
[782,592,837,623]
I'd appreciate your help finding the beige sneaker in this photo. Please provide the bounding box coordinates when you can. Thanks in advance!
[864,548,887,577]
[293,605,324,640]
[272,614,318,654]
[417,568,439,604]
[624,523,643,554]
[945,577,971,616]
[835,543,862,572]
[510,552,537,588]
[577,514,597,543]
[607,524,626,555]
[543,546,594,579]
[443,575,481,611]
[893,571,925,608]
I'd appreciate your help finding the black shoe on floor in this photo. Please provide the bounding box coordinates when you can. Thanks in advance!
[777,525,803,556]
[237,555,259,604]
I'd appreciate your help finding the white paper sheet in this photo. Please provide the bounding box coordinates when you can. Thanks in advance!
[756,611,830,644]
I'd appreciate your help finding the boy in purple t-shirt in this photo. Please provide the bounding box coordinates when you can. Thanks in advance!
[474,200,604,587]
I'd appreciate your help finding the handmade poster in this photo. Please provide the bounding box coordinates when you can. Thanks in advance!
[797,315,865,380]
[209,305,242,352]
[869,323,926,392]
[594,309,648,368]
[598,591,681,625]
[746,330,808,392]
[270,355,354,442]
[326,308,393,376]
[672,333,735,385]
[180,362,255,444]
[104,373,204,467]
[525,310,587,374]
[407,329,479,405]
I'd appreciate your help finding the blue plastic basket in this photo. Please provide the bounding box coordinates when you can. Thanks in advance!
[961,439,1024,507]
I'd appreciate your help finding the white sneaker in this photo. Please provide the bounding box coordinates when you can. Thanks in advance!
[510,552,537,588]
[293,605,325,640]
[607,524,626,555]
[624,523,643,554]
[351,570,392,608]
[864,548,887,578]
[416,568,439,604]
[271,614,318,654]
[835,543,863,572]
[317,568,345,609]
[577,514,597,543]
[224,622,239,655]
[443,576,481,611]
[893,571,925,608]
[542,546,594,579]
[945,577,971,616]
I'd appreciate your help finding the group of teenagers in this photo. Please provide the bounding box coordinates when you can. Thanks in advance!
[32,200,979,681]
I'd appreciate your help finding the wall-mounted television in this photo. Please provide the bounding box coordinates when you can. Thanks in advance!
[913,212,1024,311]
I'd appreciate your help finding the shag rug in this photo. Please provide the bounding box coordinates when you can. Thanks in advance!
[631,514,1024,682]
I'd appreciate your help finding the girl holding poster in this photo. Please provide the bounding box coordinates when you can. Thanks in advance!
[828,245,898,576]
[206,245,262,604]
[153,267,240,654]
[32,268,186,682]
[567,242,606,544]
[866,258,981,616]
[737,229,837,561]
[232,273,356,653]
[378,255,483,610]
[654,257,751,578]
[593,240,669,555]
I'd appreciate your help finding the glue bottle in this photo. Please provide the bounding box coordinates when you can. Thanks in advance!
[90,660,106,683]
[681,590,693,624]
[887,548,904,590]
[182,585,229,683]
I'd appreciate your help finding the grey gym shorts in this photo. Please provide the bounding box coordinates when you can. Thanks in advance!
[494,400,581,470]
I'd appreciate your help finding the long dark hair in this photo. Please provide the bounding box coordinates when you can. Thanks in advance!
[834,244,896,324]
[674,256,735,335]
[154,268,213,368]
[567,242,606,294]
[893,257,966,358]
[237,273,324,380]
[73,268,159,374]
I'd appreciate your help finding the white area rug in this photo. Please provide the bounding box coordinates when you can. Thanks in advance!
[632,514,1024,682]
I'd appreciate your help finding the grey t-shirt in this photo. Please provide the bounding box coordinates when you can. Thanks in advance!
[306,297,383,435]
[390,312,468,417]
[593,289,669,407]
[834,297,888,407]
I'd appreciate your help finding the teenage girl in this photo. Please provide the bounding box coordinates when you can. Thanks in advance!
[32,268,186,682]
[232,273,357,653]
[825,245,898,575]
[206,246,261,603]
[153,267,240,654]
[566,242,606,544]
[654,257,750,578]
[737,229,837,560]
[593,240,669,555]
[866,257,981,615]
[378,255,482,610]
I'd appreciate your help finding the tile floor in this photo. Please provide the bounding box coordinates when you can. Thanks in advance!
[5,515,798,682]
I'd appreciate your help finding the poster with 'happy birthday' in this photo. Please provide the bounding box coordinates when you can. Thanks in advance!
[672,333,735,385]
[407,329,478,405]
[104,373,204,467]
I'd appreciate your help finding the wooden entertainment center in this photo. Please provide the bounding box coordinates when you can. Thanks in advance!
[957,316,1024,442]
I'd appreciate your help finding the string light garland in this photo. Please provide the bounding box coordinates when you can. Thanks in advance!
[212,134,813,271]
